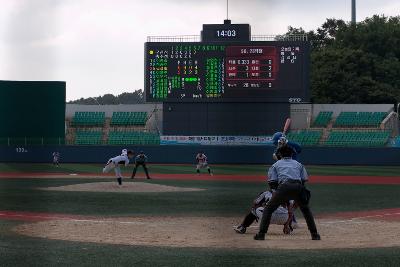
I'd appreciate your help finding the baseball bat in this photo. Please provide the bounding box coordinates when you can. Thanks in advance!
[283,118,291,135]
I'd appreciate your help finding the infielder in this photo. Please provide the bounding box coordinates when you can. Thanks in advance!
[196,151,212,175]
[271,132,302,161]
[235,190,297,235]
[254,146,320,241]
[131,151,151,179]
[103,149,134,186]
[52,151,60,167]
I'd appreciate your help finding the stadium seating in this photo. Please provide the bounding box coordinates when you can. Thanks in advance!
[324,130,390,147]
[312,111,333,127]
[286,130,323,146]
[110,112,147,126]
[108,131,159,145]
[72,112,105,126]
[333,112,387,128]
[75,130,103,145]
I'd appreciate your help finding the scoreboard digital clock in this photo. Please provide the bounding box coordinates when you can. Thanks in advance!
[201,22,250,42]
[144,41,310,103]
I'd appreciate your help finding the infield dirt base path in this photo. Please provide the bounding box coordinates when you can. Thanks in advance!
[13,215,400,250]
[2,172,400,184]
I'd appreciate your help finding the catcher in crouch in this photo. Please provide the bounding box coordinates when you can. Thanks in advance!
[234,187,297,235]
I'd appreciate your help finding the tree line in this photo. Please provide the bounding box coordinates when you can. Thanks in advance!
[288,15,400,104]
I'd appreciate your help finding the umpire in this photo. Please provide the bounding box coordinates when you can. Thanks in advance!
[131,151,151,179]
[254,145,320,241]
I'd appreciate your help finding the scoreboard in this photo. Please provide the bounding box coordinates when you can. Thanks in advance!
[145,41,309,103]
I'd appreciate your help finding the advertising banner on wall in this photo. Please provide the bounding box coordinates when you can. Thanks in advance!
[160,136,273,146]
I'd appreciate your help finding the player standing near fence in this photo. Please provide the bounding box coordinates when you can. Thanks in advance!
[103,149,134,186]
[52,151,60,167]
[131,151,151,179]
[196,151,213,175]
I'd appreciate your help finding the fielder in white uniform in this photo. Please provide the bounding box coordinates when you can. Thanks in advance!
[196,152,212,175]
[52,151,60,167]
[103,149,134,185]
[234,190,297,234]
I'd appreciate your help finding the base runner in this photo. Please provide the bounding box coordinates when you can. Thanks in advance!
[234,190,297,235]
[103,150,134,186]
[196,151,212,175]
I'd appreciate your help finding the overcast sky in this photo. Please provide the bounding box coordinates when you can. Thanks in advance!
[0,0,399,101]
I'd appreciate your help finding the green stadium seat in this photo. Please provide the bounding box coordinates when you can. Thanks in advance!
[333,111,387,128]
[286,130,322,146]
[72,112,105,126]
[312,111,333,127]
[110,112,148,126]
[324,130,390,147]
[108,130,159,145]
[75,130,103,145]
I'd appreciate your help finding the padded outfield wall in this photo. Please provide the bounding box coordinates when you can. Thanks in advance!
[0,80,66,138]
[1,145,400,166]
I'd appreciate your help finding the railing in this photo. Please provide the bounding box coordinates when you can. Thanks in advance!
[146,34,308,42]
[147,35,201,42]
[0,137,65,146]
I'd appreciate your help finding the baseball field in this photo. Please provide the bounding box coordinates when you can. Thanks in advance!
[1,163,400,266]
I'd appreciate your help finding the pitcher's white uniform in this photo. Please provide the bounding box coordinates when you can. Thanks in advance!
[103,154,130,178]
[252,191,293,225]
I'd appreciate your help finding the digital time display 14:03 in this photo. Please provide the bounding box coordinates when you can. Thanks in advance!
[215,29,237,37]
[144,41,309,103]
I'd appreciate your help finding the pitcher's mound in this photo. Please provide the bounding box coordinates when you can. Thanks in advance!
[41,182,204,193]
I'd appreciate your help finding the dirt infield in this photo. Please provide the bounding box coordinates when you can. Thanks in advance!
[13,215,400,250]
[40,182,204,193]
[2,172,400,184]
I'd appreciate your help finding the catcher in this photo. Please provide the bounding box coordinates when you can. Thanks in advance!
[234,188,297,235]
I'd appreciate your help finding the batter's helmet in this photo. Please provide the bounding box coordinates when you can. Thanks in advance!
[278,136,288,147]
[272,132,285,145]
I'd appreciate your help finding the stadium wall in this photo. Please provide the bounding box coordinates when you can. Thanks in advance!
[1,145,400,166]
[290,103,394,130]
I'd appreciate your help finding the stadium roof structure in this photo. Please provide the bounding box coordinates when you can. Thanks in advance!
[146,34,307,42]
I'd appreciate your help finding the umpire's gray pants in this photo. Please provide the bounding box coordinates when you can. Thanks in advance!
[258,182,318,235]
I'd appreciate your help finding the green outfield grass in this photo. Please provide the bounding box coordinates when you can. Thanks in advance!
[2,163,400,176]
[1,164,400,266]
[1,178,400,216]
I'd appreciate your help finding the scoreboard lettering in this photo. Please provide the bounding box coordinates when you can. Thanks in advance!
[145,41,309,103]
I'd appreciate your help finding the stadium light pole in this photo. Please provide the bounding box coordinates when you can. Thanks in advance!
[90,97,101,105]
[351,0,356,24]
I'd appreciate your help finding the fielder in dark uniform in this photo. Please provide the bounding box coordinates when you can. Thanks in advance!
[131,151,151,179]
[254,145,320,241]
